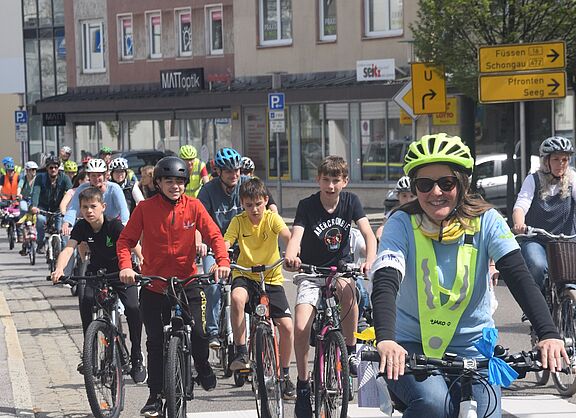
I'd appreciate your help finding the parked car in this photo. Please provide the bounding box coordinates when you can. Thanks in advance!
[110,149,166,179]
[362,139,411,181]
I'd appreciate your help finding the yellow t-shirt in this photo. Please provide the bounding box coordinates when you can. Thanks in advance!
[224,210,287,285]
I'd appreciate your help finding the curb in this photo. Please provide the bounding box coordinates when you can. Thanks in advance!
[0,291,35,417]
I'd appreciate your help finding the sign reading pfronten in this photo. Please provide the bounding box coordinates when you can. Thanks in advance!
[479,41,565,73]
[479,71,566,104]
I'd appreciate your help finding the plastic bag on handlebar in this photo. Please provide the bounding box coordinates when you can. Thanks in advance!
[473,327,518,387]
[292,273,327,287]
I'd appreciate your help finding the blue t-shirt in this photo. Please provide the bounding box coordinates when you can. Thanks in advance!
[63,182,130,226]
[376,208,518,357]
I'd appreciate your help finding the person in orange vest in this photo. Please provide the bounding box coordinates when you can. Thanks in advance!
[1,157,22,176]
[0,160,21,201]
[179,145,209,197]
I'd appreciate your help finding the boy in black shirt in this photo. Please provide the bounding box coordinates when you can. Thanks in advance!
[284,156,377,418]
[51,187,146,384]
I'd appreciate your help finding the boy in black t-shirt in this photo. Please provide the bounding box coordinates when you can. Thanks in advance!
[284,156,377,418]
[51,187,146,384]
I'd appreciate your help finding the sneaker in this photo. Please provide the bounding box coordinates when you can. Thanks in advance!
[77,361,84,375]
[36,246,45,255]
[19,248,27,256]
[131,359,148,384]
[281,374,296,400]
[140,393,163,417]
[230,352,250,371]
[294,382,313,418]
[348,353,359,377]
[208,335,220,349]
[197,363,217,391]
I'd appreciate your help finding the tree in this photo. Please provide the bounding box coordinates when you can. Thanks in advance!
[411,0,576,99]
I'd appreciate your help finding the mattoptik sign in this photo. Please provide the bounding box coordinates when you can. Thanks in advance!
[479,41,565,73]
[479,71,566,104]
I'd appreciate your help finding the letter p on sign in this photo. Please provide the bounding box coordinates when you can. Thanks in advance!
[268,93,285,110]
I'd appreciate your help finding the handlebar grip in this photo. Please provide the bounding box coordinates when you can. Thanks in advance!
[361,350,381,362]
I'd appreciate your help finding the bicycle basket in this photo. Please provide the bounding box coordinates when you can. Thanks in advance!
[546,240,576,284]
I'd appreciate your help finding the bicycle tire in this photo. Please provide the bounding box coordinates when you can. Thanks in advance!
[29,241,36,266]
[551,289,576,396]
[255,324,283,418]
[165,335,188,418]
[314,330,349,418]
[8,224,14,250]
[83,320,124,418]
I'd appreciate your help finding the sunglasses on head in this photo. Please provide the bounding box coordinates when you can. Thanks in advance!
[413,176,458,193]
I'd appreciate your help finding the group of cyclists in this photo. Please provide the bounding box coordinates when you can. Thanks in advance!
[1,132,574,418]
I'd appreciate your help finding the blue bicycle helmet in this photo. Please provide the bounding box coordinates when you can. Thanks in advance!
[4,161,15,170]
[2,157,14,166]
[215,148,242,170]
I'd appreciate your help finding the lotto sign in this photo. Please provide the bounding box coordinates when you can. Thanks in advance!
[433,97,458,125]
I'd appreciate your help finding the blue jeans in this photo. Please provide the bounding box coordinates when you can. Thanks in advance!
[202,254,221,337]
[36,213,63,246]
[385,342,501,418]
[519,239,548,291]
[356,278,370,319]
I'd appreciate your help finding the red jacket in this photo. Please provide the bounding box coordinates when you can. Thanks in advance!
[117,193,229,294]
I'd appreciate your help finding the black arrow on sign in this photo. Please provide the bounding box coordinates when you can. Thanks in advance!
[547,78,560,93]
[546,49,560,63]
[422,89,437,109]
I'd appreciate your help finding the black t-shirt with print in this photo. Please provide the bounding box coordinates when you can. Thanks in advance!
[70,217,123,274]
[293,191,365,267]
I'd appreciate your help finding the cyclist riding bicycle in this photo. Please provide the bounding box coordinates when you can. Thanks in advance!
[179,144,209,198]
[63,160,78,181]
[59,146,72,163]
[372,133,568,418]
[239,156,279,212]
[512,136,576,292]
[376,176,416,241]
[117,156,230,417]
[0,159,21,201]
[109,157,144,213]
[1,156,22,176]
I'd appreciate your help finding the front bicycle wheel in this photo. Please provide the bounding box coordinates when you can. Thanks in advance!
[314,330,349,418]
[83,320,124,418]
[29,241,36,265]
[165,335,188,418]
[552,289,576,396]
[255,324,283,418]
[8,224,14,249]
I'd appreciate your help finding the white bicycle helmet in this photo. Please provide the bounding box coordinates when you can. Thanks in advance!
[395,176,411,193]
[539,136,574,157]
[24,161,38,170]
[240,157,255,172]
[60,145,72,154]
[109,157,129,171]
[85,158,108,173]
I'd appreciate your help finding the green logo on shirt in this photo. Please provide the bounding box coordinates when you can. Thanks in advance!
[106,236,114,247]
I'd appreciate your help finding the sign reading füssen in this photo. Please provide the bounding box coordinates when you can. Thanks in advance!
[160,68,204,91]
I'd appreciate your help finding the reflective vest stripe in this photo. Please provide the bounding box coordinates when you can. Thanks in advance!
[185,159,205,197]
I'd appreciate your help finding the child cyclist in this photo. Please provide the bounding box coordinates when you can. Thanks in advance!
[50,187,146,384]
[224,177,295,399]
[117,156,230,417]
[284,155,377,418]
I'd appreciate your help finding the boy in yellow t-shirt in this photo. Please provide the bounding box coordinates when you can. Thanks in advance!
[223,177,295,400]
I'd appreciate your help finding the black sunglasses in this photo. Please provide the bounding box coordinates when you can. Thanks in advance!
[413,176,458,193]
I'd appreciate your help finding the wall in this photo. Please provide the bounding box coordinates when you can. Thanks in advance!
[0,95,25,164]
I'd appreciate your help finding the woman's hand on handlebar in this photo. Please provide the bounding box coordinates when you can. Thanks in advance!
[512,223,527,235]
[538,338,570,373]
[50,268,64,284]
[376,340,408,381]
[284,255,301,272]
[119,268,138,285]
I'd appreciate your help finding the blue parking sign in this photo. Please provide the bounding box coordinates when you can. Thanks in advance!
[15,111,27,124]
[268,93,285,110]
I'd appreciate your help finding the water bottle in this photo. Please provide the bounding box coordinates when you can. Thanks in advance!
[375,376,394,416]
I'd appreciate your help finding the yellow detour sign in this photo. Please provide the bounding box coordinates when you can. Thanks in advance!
[400,109,412,125]
[433,97,458,125]
[479,41,566,73]
[479,71,566,104]
[411,63,447,115]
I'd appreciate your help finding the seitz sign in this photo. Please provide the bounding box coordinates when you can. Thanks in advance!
[160,68,204,91]
[356,59,395,82]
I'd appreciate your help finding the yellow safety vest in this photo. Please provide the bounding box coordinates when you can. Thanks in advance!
[185,159,205,197]
[412,215,480,358]
[0,166,22,176]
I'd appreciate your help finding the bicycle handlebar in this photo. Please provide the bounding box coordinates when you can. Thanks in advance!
[516,226,576,240]
[137,272,218,287]
[50,271,121,285]
[231,258,284,274]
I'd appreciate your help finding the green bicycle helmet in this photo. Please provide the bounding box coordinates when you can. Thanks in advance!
[404,133,474,176]
[100,146,113,154]
[179,144,198,160]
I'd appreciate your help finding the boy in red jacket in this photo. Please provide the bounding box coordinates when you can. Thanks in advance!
[118,156,230,417]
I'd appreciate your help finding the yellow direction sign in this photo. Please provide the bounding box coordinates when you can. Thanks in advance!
[479,41,565,73]
[479,71,566,104]
[411,63,447,115]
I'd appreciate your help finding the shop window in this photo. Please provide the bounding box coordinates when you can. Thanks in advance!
[81,20,105,73]
[40,36,55,97]
[55,28,67,94]
[23,0,37,28]
[38,0,52,27]
[319,0,336,41]
[207,6,223,55]
[177,9,192,57]
[300,105,324,180]
[147,12,162,59]
[555,96,574,140]
[53,0,64,26]
[364,0,403,38]
[25,38,40,103]
[259,0,292,46]
[118,15,133,60]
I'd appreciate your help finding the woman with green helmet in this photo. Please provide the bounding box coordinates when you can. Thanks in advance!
[179,144,209,197]
[371,133,566,417]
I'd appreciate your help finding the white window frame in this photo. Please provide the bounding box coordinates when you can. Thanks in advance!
[364,0,403,38]
[118,14,133,61]
[176,8,193,57]
[259,0,292,46]
[146,11,162,59]
[81,19,105,73]
[319,0,336,41]
[206,5,223,55]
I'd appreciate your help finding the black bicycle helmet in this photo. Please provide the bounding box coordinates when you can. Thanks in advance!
[44,156,61,168]
[153,157,190,185]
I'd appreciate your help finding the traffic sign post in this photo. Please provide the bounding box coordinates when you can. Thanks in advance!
[411,63,447,114]
[479,41,565,73]
[479,71,566,104]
